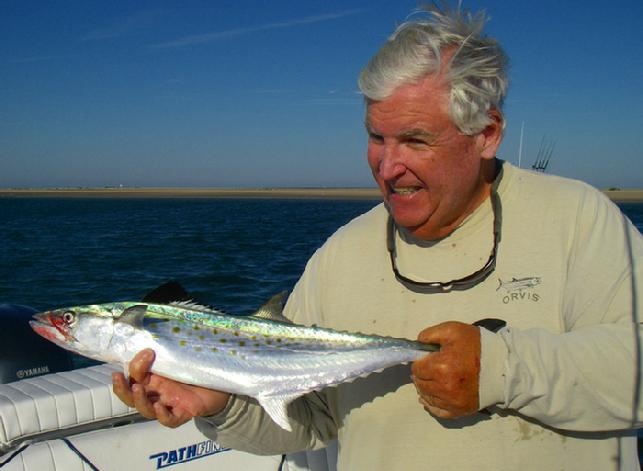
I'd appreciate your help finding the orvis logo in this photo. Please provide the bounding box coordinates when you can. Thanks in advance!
[496,276,542,304]
[149,440,230,469]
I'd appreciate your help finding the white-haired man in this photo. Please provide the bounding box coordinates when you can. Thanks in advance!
[114,5,643,469]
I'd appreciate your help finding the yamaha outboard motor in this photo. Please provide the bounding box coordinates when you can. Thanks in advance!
[0,304,75,384]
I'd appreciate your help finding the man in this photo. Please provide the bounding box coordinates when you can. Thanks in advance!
[114,5,643,469]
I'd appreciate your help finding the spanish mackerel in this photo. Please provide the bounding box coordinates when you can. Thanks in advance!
[30,293,436,431]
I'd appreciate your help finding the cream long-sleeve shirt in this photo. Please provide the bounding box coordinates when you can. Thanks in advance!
[197,162,643,470]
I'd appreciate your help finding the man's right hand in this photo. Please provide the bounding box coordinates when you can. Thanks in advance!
[112,349,231,428]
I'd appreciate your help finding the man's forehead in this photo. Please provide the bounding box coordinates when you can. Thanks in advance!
[364,118,438,138]
[365,77,449,116]
[365,98,447,136]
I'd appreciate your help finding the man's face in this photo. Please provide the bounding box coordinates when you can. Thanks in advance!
[366,73,499,241]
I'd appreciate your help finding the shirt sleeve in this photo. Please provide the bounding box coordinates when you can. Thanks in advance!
[479,189,643,431]
[195,390,336,454]
[194,246,339,454]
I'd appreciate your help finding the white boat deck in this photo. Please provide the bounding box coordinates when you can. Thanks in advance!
[0,364,336,470]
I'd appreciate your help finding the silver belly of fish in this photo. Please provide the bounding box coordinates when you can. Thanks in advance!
[31,296,436,431]
[118,316,429,431]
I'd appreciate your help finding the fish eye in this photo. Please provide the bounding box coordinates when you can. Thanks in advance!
[63,311,76,325]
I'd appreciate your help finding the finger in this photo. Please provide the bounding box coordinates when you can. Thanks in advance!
[112,372,135,407]
[418,396,456,418]
[154,402,189,429]
[131,383,159,419]
[417,321,459,345]
[128,349,156,384]
[412,376,443,405]
[411,354,446,380]
[411,374,438,393]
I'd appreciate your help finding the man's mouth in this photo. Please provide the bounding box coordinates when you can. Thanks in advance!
[390,186,421,196]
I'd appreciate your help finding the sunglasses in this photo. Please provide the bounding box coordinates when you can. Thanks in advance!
[386,184,502,293]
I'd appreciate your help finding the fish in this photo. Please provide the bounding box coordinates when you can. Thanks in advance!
[496,276,542,293]
[30,292,437,431]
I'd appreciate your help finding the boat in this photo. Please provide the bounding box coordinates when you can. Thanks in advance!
[0,303,337,471]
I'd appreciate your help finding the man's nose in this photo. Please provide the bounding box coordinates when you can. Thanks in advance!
[378,146,406,180]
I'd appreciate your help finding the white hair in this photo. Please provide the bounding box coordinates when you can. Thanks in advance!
[358,3,509,135]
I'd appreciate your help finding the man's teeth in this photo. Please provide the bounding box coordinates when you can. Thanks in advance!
[392,187,419,195]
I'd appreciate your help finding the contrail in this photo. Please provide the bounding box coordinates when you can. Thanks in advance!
[151,9,364,49]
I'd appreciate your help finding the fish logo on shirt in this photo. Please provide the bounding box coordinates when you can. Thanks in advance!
[496,276,542,293]
[497,276,542,304]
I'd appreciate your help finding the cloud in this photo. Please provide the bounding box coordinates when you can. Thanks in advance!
[82,10,163,41]
[150,9,364,49]
[304,97,363,106]
[11,54,61,64]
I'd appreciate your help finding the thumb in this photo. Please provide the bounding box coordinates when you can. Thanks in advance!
[128,348,156,384]
[417,321,460,345]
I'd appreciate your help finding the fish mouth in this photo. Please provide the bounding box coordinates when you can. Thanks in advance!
[30,313,72,343]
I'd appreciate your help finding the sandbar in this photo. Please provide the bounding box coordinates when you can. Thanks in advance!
[0,187,383,200]
[1,188,642,202]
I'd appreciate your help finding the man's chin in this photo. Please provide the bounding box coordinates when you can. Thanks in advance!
[389,211,427,234]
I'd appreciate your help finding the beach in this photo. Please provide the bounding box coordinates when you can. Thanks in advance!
[0,188,383,200]
[1,188,642,202]
[601,190,643,203]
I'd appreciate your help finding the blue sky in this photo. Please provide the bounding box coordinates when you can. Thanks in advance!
[2,0,642,189]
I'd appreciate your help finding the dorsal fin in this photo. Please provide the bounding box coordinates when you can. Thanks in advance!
[251,291,291,323]
[142,281,192,303]
[118,305,148,328]
[168,300,223,314]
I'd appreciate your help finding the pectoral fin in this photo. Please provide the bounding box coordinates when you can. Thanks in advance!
[118,305,148,328]
[256,394,299,432]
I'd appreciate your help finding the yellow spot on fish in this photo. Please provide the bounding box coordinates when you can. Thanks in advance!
[179,340,187,347]
[251,335,257,340]
[172,327,181,333]
[195,346,202,352]
[152,334,160,340]
[238,341,246,346]
[266,340,273,345]
[211,347,218,352]
[254,343,261,347]
[276,338,282,343]
[193,325,200,330]
[220,338,227,343]
[212,329,219,335]
[199,335,205,341]
[233,332,240,337]
[230,350,237,356]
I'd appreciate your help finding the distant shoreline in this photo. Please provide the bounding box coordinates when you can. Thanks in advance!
[0,187,383,200]
[0,188,642,202]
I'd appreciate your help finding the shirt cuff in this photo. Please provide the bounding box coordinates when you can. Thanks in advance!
[194,394,239,432]
[478,327,508,410]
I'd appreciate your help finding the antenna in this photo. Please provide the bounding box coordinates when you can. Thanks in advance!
[518,121,524,168]
[531,136,556,173]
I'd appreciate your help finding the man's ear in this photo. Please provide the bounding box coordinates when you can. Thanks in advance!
[477,109,504,160]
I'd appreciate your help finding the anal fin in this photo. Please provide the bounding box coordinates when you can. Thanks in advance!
[256,394,299,432]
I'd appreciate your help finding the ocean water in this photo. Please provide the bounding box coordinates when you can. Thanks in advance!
[1,197,641,312]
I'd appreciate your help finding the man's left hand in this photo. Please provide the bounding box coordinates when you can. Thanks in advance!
[411,321,481,419]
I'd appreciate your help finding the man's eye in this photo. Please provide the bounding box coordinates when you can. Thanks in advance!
[407,138,428,146]
[368,133,384,143]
